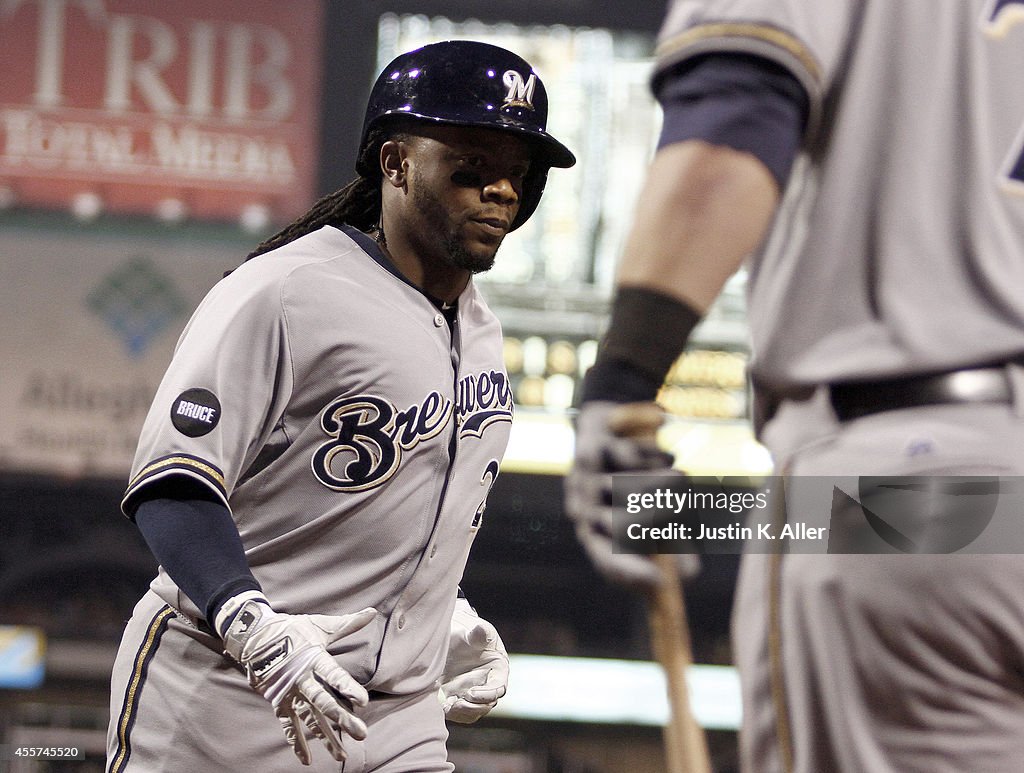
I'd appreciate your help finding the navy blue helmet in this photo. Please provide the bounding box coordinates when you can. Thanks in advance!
[359,40,576,230]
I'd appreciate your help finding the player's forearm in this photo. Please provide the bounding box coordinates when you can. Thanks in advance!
[582,140,779,404]
[135,494,261,625]
[616,139,780,313]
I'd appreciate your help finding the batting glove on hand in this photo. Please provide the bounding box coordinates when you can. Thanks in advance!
[565,401,701,588]
[218,594,377,766]
[439,597,509,723]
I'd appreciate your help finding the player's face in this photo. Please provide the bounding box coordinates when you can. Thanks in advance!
[404,126,532,274]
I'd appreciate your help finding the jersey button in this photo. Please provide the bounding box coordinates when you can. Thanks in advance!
[430,545,437,558]
[433,313,444,327]
[397,614,406,630]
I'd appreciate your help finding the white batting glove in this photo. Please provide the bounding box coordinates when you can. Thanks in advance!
[565,401,701,587]
[439,597,509,723]
[217,593,377,766]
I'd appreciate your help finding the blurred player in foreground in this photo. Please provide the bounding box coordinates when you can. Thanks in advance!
[566,1,1024,770]
[107,40,574,772]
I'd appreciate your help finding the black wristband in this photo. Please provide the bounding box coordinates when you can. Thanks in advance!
[206,577,264,631]
[581,358,665,403]
[581,286,701,403]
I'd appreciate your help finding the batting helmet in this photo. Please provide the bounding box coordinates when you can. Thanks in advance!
[358,40,576,230]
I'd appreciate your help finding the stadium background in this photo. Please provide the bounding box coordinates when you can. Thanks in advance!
[0,2,768,770]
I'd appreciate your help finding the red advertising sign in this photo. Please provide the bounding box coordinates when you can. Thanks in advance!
[0,0,324,224]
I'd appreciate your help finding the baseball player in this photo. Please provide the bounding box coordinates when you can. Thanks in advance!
[106,41,574,772]
[565,1,1024,771]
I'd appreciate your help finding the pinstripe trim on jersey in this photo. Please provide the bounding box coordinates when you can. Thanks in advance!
[656,22,822,85]
[107,605,176,773]
[768,544,795,772]
[121,454,227,514]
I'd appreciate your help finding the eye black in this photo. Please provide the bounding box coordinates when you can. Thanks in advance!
[451,171,482,187]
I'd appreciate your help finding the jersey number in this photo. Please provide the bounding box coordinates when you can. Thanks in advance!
[472,460,500,530]
[983,0,1024,190]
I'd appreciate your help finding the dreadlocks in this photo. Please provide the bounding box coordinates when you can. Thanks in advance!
[245,124,406,261]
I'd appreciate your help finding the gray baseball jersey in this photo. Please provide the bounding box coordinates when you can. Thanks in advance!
[107,225,511,769]
[655,3,1024,772]
[657,0,1024,391]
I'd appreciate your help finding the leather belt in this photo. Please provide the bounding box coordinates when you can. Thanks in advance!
[829,364,1015,422]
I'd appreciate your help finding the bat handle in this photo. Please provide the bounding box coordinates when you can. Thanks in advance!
[608,402,713,772]
[648,554,713,773]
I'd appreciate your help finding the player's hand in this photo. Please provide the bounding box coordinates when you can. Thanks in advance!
[565,400,700,587]
[439,597,509,723]
[218,595,377,766]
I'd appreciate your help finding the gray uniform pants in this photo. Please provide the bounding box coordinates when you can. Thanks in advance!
[106,590,452,772]
[735,388,1024,773]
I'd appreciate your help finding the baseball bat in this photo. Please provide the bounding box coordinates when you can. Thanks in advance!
[608,404,713,773]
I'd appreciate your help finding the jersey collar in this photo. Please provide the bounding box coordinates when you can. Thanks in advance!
[340,224,459,314]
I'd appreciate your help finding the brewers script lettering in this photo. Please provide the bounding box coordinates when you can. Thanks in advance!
[311,371,514,492]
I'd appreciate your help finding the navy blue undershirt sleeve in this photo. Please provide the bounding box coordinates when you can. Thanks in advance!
[655,53,810,190]
[134,480,261,627]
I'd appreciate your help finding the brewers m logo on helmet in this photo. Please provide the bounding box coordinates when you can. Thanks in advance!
[503,70,537,110]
